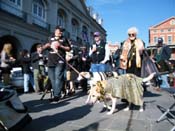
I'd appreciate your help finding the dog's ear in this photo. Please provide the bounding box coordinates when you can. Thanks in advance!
[96,81,102,87]
[126,74,132,80]
[96,81,104,93]
[96,86,101,93]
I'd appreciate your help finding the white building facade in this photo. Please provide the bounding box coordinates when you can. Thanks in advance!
[0,0,106,58]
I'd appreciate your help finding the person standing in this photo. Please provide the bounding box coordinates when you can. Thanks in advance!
[120,27,145,76]
[89,32,110,72]
[65,46,79,95]
[0,43,16,85]
[31,44,45,93]
[111,47,121,72]
[47,26,71,102]
[154,37,172,89]
[155,37,172,72]
[19,49,35,93]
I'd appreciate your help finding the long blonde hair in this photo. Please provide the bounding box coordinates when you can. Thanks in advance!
[2,43,13,56]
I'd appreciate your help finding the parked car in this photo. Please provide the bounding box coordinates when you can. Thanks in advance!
[10,67,24,88]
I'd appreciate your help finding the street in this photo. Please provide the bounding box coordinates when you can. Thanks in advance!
[19,87,175,131]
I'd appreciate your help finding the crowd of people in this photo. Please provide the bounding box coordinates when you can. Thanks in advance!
[0,26,173,103]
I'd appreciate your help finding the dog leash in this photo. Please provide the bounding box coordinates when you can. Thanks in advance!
[55,52,87,79]
[42,43,87,79]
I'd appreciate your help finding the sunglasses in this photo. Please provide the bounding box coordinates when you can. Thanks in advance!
[128,33,136,37]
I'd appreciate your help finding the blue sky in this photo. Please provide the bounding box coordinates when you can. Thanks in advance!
[86,0,175,46]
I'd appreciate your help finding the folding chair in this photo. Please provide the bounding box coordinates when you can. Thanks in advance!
[156,92,175,131]
[170,126,175,131]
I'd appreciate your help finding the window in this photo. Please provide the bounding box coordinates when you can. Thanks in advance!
[9,0,21,6]
[154,37,157,43]
[57,9,66,28]
[57,13,65,28]
[10,0,15,3]
[32,0,45,20]
[3,0,23,17]
[32,0,48,28]
[82,26,89,43]
[168,28,171,32]
[170,19,175,25]
[38,6,42,17]
[168,36,172,44]
[71,19,79,39]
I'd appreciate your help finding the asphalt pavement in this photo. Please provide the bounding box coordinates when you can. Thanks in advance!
[19,86,175,131]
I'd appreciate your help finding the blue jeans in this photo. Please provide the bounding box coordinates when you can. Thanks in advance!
[90,64,107,72]
[24,73,35,92]
[160,74,170,88]
[33,69,40,91]
[118,68,126,75]
[48,64,65,97]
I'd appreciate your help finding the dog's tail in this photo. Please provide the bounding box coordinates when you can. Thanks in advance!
[142,72,156,82]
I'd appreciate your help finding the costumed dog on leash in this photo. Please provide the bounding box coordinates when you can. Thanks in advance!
[77,71,118,108]
[86,73,155,115]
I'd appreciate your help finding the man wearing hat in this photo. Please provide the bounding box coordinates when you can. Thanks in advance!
[47,26,71,102]
[155,37,172,71]
[156,37,171,62]
[89,31,110,72]
[154,37,172,89]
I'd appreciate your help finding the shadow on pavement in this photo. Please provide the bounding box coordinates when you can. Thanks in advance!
[74,119,107,131]
[76,122,99,131]
[143,90,162,97]
[125,110,134,131]
[23,90,88,113]
[22,104,93,131]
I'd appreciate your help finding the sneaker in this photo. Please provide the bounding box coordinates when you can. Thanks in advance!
[155,88,161,92]
[49,96,60,103]
[37,92,43,95]
[154,87,161,92]
[61,93,66,99]
[68,90,75,96]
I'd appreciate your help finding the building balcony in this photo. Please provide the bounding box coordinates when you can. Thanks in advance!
[32,15,50,30]
[0,1,27,20]
[0,1,50,31]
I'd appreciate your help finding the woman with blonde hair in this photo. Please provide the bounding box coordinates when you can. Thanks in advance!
[1,43,16,85]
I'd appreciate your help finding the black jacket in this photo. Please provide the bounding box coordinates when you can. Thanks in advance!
[20,56,32,74]
[47,36,71,67]
[31,52,43,69]
[90,40,106,64]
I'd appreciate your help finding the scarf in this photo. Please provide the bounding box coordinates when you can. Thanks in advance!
[121,38,144,69]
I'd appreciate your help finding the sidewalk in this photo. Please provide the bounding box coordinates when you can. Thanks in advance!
[19,86,175,131]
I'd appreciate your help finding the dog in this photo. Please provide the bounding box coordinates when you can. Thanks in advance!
[86,73,155,115]
[77,71,118,94]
